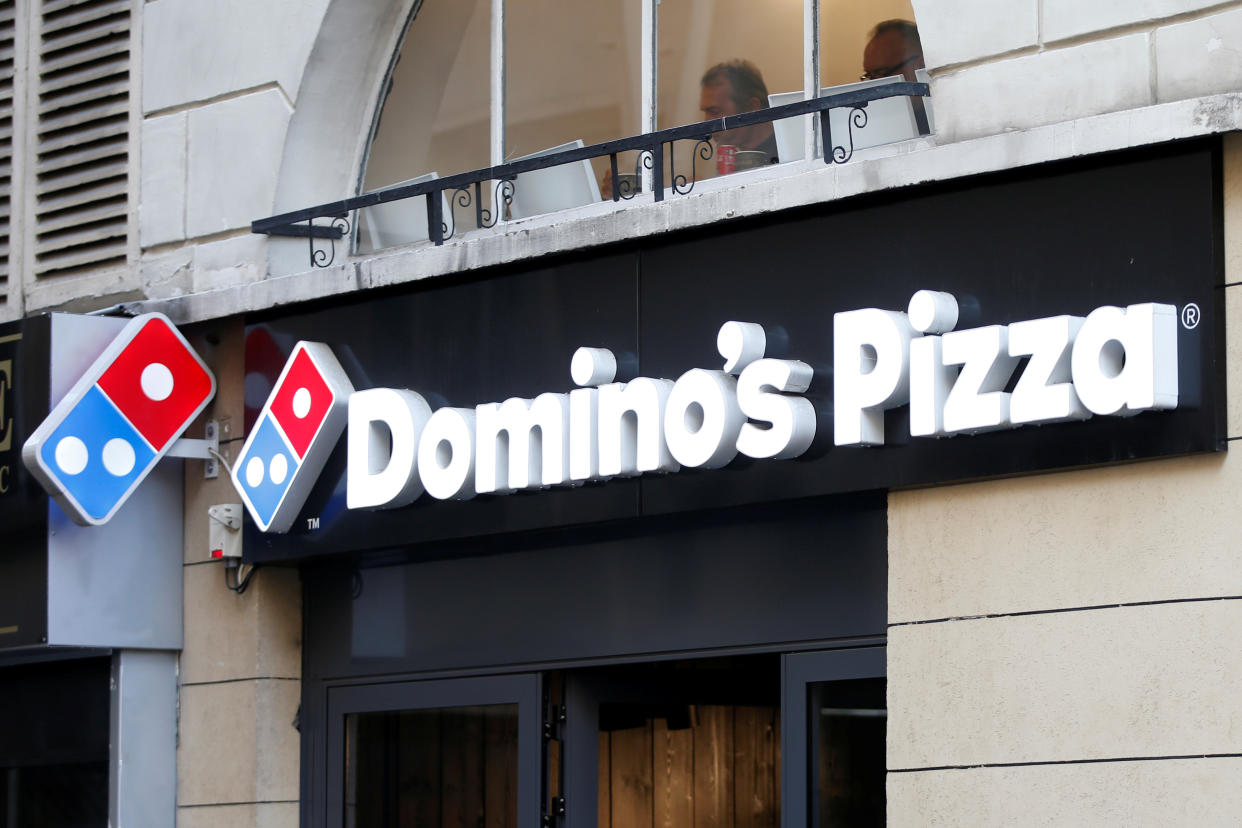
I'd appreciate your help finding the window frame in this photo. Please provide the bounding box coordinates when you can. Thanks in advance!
[323,672,544,828]
[781,645,887,828]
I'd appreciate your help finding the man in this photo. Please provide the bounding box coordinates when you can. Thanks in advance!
[862,19,924,83]
[699,60,778,165]
[602,59,777,196]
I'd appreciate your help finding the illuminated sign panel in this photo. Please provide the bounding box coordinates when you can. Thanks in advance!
[238,140,1222,559]
[22,314,215,526]
[232,342,352,533]
[235,292,1181,534]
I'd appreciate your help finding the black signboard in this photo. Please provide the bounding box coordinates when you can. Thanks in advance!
[244,139,1225,562]
[0,316,51,648]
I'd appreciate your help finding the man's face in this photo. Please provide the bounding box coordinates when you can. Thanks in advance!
[863,29,924,82]
[701,79,750,145]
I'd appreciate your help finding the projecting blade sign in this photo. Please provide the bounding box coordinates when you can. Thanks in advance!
[22,313,217,526]
[231,342,353,533]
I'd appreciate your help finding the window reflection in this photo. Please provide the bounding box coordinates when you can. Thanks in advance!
[659,0,801,183]
[821,0,917,86]
[361,0,490,248]
[507,0,641,199]
[812,677,886,828]
[345,704,519,828]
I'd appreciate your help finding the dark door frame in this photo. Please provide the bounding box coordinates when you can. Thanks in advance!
[322,672,543,828]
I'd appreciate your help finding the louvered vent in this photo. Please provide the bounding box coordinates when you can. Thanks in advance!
[0,0,13,304]
[34,0,129,279]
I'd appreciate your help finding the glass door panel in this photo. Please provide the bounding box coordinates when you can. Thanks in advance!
[345,704,519,827]
[327,674,541,828]
[781,647,885,828]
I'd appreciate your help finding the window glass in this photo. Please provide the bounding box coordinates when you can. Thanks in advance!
[821,0,918,86]
[811,677,886,827]
[659,0,802,183]
[345,704,519,828]
[361,0,490,248]
[506,0,640,201]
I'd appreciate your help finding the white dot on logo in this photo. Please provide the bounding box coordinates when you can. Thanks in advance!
[54,436,88,475]
[245,456,265,488]
[292,387,312,419]
[269,454,289,485]
[102,438,136,477]
[140,362,175,401]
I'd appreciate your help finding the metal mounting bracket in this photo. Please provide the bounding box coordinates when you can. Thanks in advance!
[166,420,220,479]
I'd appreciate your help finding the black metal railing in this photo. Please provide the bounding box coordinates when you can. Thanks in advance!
[252,81,930,268]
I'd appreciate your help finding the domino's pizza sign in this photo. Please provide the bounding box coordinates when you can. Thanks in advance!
[232,342,352,533]
[22,313,216,526]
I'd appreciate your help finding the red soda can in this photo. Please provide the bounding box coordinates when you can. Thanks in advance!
[716,144,738,175]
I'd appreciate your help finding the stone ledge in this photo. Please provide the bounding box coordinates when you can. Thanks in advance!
[136,93,1242,325]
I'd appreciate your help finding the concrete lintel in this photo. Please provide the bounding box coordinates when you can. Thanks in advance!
[138,92,1242,325]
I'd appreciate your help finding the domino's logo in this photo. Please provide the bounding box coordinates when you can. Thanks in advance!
[232,342,352,533]
[22,313,216,525]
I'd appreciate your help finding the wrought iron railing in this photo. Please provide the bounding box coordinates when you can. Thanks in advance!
[251,81,930,268]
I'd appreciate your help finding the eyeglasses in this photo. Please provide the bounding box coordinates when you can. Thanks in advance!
[860,54,922,81]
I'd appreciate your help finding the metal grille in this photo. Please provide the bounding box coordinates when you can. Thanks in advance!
[33,0,129,278]
[0,1,14,304]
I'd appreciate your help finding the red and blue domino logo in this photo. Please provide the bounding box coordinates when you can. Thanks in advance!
[22,313,216,526]
[232,341,353,533]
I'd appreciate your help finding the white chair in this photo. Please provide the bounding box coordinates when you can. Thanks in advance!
[362,171,448,251]
[768,77,922,164]
[506,140,602,220]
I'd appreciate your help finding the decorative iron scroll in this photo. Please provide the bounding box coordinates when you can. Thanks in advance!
[477,179,515,228]
[830,105,869,165]
[251,80,932,266]
[441,187,472,242]
[308,214,351,269]
[672,138,714,196]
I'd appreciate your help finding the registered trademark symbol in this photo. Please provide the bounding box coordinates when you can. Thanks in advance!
[1182,303,1201,330]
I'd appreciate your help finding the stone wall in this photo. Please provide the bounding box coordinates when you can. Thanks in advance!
[177,318,303,828]
[884,132,1242,825]
[915,0,1242,141]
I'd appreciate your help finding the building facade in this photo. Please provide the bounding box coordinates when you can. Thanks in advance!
[3,0,1242,826]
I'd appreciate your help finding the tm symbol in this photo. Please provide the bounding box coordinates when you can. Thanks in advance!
[307,517,320,530]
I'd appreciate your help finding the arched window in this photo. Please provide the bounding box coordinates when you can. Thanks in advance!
[360,0,921,250]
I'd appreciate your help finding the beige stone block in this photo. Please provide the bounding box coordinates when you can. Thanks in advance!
[143,0,328,112]
[186,90,292,236]
[931,35,1150,143]
[911,0,1037,69]
[140,114,187,248]
[1044,0,1225,42]
[888,758,1242,827]
[889,452,1242,623]
[192,235,270,293]
[888,601,1242,769]
[1229,284,1242,437]
[1156,8,1242,104]
[177,802,298,828]
[178,679,300,806]
[181,563,301,685]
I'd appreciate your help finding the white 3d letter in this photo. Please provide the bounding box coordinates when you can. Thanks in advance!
[597,378,678,477]
[942,325,1020,434]
[1008,315,1088,424]
[664,369,744,469]
[475,394,570,494]
[834,309,915,446]
[1071,303,1178,416]
[736,359,815,459]
[417,407,477,500]
[347,388,432,510]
